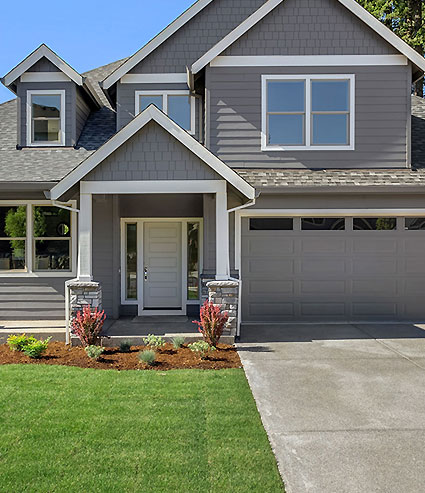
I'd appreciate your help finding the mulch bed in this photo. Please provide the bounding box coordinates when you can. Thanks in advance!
[0,342,242,371]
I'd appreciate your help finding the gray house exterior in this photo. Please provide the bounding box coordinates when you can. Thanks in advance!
[1,0,425,337]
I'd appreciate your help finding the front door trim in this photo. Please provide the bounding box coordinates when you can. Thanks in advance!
[120,217,203,316]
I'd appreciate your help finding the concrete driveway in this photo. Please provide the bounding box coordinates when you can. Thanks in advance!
[237,323,425,493]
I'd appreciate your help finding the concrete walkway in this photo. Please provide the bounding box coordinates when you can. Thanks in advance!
[238,323,425,493]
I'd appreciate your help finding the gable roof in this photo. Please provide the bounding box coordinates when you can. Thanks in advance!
[1,44,102,107]
[50,104,255,200]
[101,0,215,90]
[191,0,425,74]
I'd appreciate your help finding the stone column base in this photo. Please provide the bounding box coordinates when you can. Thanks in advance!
[206,280,239,337]
[67,280,103,321]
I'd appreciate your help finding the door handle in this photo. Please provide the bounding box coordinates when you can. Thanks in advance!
[144,267,148,281]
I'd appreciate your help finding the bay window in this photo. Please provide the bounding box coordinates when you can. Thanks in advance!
[0,203,75,275]
[135,90,195,134]
[27,90,65,146]
[262,75,355,151]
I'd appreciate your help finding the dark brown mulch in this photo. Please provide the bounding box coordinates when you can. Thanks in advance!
[0,342,242,371]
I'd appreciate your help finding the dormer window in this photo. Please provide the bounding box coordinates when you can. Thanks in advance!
[135,90,195,134]
[27,90,65,146]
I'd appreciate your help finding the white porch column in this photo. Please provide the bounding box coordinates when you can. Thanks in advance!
[78,192,93,281]
[215,182,229,280]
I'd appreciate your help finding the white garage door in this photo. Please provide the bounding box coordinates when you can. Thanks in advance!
[241,216,425,322]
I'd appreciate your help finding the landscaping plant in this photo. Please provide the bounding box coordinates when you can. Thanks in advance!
[139,349,156,366]
[143,334,166,349]
[7,334,37,352]
[193,300,229,346]
[22,337,52,359]
[85,345,105,360]
[172,336,185,349]
[188,341,215,360]
[119,340,133,353]
[71,305,106,347]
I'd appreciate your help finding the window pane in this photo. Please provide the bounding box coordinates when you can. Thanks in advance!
[0,240,25,270]
[405,218,425,230]
[34,240,70,270]
[33,119,60,142]
[312,114,348,145]
[0,206,26,238]
[168,95,191,130]
[353,218,396,231]
[250,218,293,231]
[32,95,61,118]
[301,218,345,230]
[139,95,163,112]
[268,114,304,145]
[187,223,199,300]
[312,80,349,112]
[126,224,137,300]
[33,206,70,238]
[267,81,305,112]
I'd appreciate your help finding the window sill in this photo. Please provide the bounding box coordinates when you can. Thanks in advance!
[0,271,76,278]
[261,145,355,152]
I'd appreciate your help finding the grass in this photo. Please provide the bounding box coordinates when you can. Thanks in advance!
[0,365,284,492]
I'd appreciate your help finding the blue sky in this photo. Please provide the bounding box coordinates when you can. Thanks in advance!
[0,0,195,103]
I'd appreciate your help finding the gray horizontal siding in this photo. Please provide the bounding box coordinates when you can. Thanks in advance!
[207,65,410,169]
[86,121,219,181]
[224,0,396,56]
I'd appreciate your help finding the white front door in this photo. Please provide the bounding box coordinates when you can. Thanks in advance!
[143,222,182,310]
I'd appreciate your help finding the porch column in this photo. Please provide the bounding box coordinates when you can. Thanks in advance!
[215,182,229,280]
[78,192,93,281]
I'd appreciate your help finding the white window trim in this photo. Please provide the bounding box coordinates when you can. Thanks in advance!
[0,200,77,278]
[26,89,66,147]
[120,218,204,316]
[134,90,196,135]
[261,74,355,152]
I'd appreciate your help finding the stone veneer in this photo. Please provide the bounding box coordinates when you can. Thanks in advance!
[206,280,239,337]
[67,280,103,318]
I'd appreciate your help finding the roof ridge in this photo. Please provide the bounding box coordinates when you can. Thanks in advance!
[82,57,129,77]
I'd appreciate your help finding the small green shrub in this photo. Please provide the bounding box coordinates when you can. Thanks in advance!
[85,345,105,360]
[119,340,133,353]
[139,349,156,366]
[143,334,166,349]
[188,341,215,360]
[7,334,37,352]
[172,336,185,349]
[22,337,52,359]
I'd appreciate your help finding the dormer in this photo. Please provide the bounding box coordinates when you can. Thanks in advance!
[1,44,101,148]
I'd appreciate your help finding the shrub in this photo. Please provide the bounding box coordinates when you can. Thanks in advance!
[172,336,185,349]
[143,334,166,349]
[71,305,106,347]
[188,341,215,360]
[22,337,52,359]
[85,345,105,360]
[7,334,37,352]
[193,301,229,347]
[119,340,133,353]
[139,349,156,366]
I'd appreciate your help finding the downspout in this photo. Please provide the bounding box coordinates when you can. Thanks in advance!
[51,200,81,344]
[227,195,258,339]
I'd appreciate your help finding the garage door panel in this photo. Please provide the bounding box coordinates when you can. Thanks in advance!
[241,217,425,322]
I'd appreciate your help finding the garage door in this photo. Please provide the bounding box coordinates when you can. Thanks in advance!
[241,216,425,322]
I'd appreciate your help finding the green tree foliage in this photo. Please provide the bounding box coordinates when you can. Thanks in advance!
[357,0,425,96]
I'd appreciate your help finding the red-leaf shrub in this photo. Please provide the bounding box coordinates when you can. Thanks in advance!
[71,305,106,347]
[193,300,229,346]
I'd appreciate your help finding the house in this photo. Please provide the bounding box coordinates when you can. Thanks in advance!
[1,0,425,340]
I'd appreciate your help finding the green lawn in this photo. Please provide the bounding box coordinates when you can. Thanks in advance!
[0,365,284,492]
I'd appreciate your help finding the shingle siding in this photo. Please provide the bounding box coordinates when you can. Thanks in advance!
[129,0,266,73]
[207,65,410,169]
[223,0,397,56]
[27,57,58,72]
[75,88,90,141]
[86,121,220,181]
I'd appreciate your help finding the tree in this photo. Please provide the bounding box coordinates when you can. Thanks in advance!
[357,0,425,96]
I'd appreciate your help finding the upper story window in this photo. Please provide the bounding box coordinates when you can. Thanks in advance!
[26,90,65,146]
[261,75,355,151]
[135,90,195,134]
